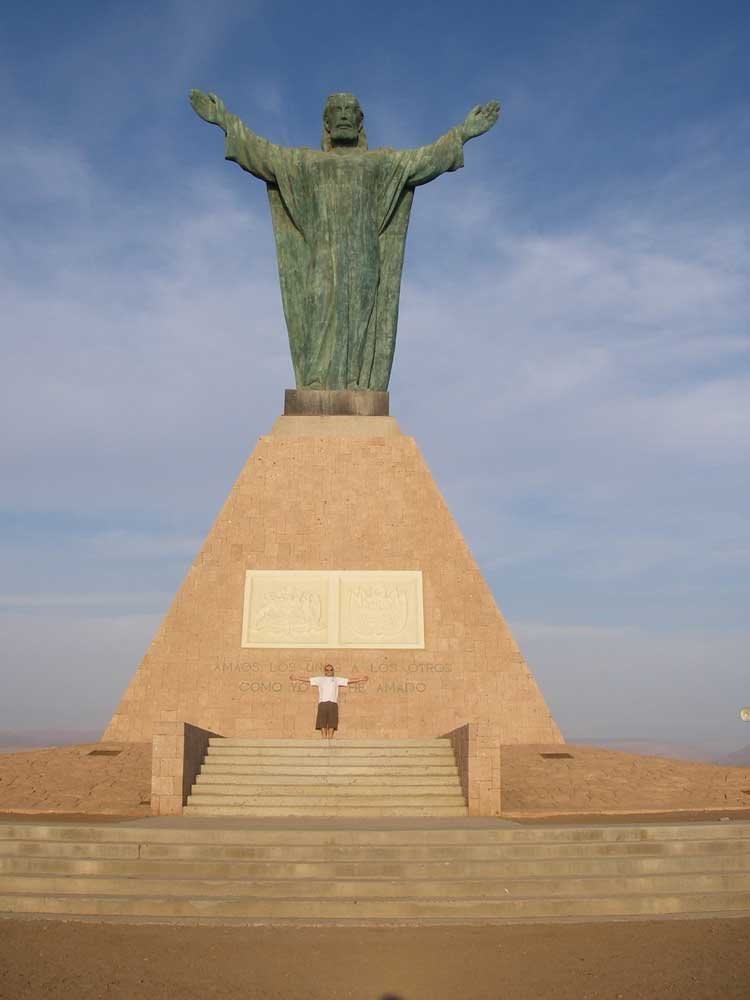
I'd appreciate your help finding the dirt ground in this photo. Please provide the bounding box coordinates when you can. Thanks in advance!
[0,743,150,817]
[0,918,748,1000]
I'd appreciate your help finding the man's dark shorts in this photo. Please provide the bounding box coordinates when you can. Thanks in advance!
[315,700,339,730]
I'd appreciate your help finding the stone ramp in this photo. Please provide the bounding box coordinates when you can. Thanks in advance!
[1,820,749,924]
[183,738,468,817]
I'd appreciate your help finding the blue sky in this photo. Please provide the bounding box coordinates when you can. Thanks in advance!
[1,1,748,754]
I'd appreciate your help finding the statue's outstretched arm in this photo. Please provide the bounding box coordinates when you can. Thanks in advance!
[460,100,501,143]
[189,89,279,184]
[404,100,500,187]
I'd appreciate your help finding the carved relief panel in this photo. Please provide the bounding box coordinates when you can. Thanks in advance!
[241,570,424,649]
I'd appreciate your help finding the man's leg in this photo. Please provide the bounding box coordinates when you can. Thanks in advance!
[329,702,339,740]
[318,702,333,740]
[315,702,326,738]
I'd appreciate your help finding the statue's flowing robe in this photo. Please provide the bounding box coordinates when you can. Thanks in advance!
[224,116,464,390]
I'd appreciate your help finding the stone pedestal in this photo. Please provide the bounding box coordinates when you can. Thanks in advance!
[284,388,389,416]
[104,416,562,754]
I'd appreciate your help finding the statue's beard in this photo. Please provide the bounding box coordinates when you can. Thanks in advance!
[329,124,359,145]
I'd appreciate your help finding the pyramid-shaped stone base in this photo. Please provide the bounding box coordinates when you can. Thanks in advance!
[104,416,562,747]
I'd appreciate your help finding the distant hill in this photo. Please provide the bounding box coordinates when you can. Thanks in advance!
[0,728,101,751]
[715,745,750,767]
[568,737,716,764]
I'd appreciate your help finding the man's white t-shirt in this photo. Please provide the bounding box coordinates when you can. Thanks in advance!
[310,676,349,703]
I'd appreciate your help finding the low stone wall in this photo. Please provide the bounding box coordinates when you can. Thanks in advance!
[443,723,502,816]
[444,724,469,804]
[151,722,219,816]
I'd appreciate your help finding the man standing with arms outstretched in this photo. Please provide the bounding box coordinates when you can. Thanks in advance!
[289,664,369,739]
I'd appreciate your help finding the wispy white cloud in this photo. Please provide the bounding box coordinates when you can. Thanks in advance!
[0,133,290,512]
[0,141,98,210]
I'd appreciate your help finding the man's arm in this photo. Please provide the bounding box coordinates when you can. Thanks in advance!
[347,675,369,685]
[189,89,279,183]
[289,675,311,684]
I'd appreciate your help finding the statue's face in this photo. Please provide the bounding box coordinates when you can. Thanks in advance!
[324,93,363,145]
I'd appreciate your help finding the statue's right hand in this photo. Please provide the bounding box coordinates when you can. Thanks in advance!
[189,89,226,129]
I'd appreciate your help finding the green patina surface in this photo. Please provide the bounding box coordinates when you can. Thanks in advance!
[190,90,499,390]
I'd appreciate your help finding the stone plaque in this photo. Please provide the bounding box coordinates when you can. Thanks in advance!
[242,572,330,647]
[241,570,424,649]
[339,574,422,647]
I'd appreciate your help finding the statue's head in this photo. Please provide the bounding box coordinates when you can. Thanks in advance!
[321,93,367,151]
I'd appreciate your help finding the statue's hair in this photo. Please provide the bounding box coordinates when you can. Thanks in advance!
[321,92,368,151]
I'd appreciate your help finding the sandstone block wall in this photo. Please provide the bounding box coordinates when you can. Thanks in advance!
[150,721,216,816]
[444,723,502,816]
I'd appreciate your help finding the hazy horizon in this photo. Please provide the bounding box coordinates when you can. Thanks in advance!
[1,727,748,767]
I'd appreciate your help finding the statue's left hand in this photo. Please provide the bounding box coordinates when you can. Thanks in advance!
[462,100,501,141]
[189,89,227,131]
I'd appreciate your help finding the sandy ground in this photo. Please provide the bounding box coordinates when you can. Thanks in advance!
[0,918,748,1000]
[500,744,750,815]
[0,743,151,817]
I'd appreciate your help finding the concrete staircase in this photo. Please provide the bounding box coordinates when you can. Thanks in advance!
[183,738,468,817]
[0,820,749,923]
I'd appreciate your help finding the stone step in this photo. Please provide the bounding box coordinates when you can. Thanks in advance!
[0,841,144,860]
[205,746,455,759]
[189,783,463,797]
[2,870,749,900]
[185,792,467,807]
[111,838,750,862]
[209,739,453,748]
[3,852,747,881]
[1,818,749,924]
[182,805,469,817]
[195,771,459,786]
[201,755,456,769]
[4,837,749,863]
[2,889,749,922]
[190,734,468,817]
[1,822,749,847]
[198,762,460,776]
[0,818,748,840]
